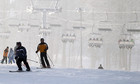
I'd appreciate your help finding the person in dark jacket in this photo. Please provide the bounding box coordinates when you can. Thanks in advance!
[36,38,50,68]
[15,42,30,71]
[98,64,104,69]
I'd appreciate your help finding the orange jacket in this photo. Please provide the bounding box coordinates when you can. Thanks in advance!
[37,42,48,53]
[3,49,8,57]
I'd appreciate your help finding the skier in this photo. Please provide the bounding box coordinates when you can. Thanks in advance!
[36,38,51,68]
[1,47,9,64]
[15,42,30,71]
[98,64,104,69]
[8,48,15,64]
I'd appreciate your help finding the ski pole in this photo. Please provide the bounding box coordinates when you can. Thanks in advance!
[47,54,55,66]
[36,53,42,67]
[27,59,38,63]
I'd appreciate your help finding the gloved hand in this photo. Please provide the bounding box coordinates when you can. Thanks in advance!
[15,56,18,59]
[44,49,47,51]
[36,51,38,53]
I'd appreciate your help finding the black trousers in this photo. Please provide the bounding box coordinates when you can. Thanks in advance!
[1,57,7,64]
[16,57,30,70]
[40,52,50,67]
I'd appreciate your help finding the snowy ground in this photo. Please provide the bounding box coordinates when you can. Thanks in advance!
[0,64,140,84]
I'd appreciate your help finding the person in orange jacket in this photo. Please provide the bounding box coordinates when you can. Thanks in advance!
[36,38,50,68]
[1,47,9,64]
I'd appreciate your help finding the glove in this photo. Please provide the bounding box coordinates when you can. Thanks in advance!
[36,51,38,53]
[15,56,18,59]
[44,49,47,51]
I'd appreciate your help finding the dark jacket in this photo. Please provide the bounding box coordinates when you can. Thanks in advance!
[16,46,27,59]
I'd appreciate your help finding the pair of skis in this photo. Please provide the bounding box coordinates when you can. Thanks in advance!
[9,67,51,72]
[9,70,31,72]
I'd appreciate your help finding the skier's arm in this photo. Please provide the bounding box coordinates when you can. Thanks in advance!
[23,47,27,56]
[46,44,48,50]
[36,45,40,53]
[44,43,48,51]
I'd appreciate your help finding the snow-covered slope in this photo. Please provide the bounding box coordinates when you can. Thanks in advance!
[0,64,140,84]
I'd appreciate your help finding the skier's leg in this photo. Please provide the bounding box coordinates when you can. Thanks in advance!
[3,57,6,64]
[40,53,46,67]
[9,57,13,64]
[12,58,15,63]
[16,58,22,70]
[1,57,4,64]
[8,57,11,64]
[23,57,30,71]
[5,57,7,64]
[44,53,50,67]
[12,55,15,63]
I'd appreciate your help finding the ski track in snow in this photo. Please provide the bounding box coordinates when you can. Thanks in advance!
[0,64,140,84]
